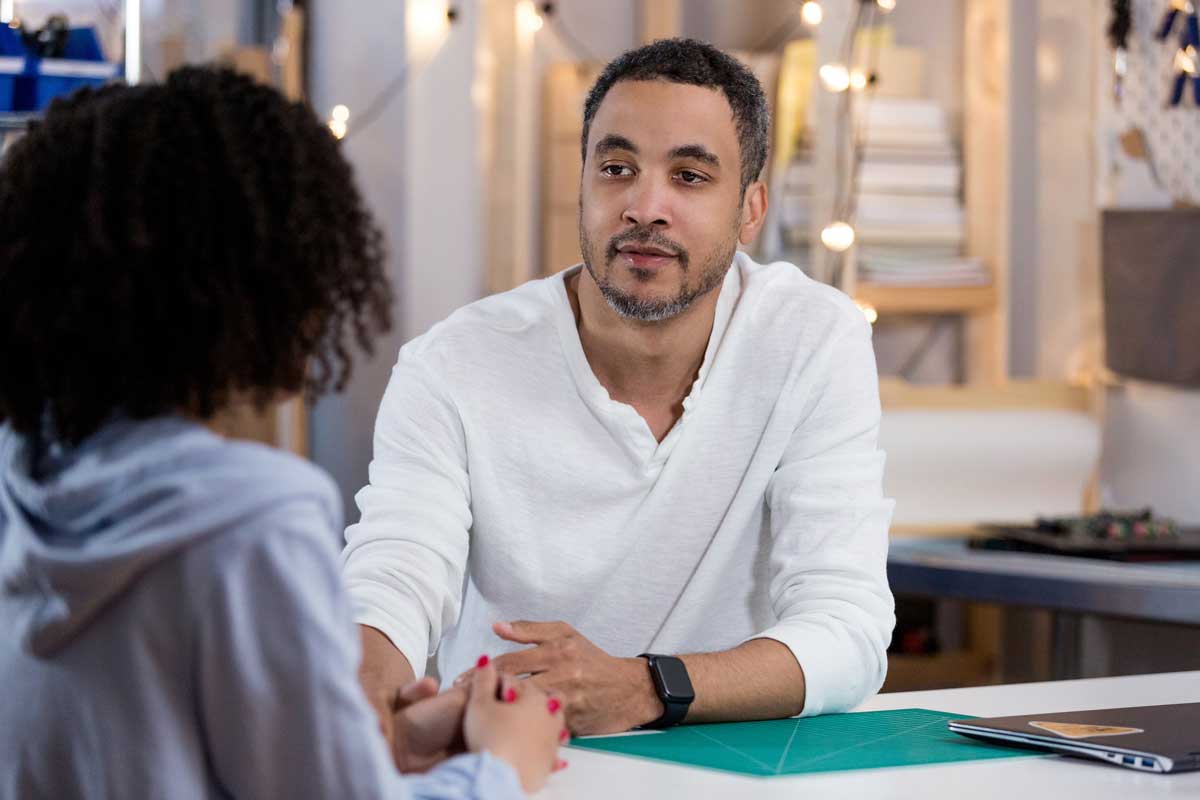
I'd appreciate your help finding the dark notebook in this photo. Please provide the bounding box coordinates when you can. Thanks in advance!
[949,703,1200,773]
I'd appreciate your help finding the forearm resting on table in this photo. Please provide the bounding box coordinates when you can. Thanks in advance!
[680,638,806,723]
[359,625,417,694]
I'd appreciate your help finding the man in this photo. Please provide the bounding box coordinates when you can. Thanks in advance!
[344,38,895,739]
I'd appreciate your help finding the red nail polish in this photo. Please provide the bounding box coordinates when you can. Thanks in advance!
[556,759,569,770]
[560,728,569,743]
[548,698,562,714]
[504,687,518,703]
[476,655,489,668]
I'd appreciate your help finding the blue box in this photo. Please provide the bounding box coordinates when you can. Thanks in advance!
[0,25,118,112]
[34,59,119,110]
[0,56,24,111]
[0,20,22,110]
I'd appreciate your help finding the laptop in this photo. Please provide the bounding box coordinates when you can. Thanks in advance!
[948,703,1200,773]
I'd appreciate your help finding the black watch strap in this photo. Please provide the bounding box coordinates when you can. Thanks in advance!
[639,653,694,729]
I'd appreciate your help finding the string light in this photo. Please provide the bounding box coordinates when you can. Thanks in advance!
[855,301,879,325]
[800,1,824,27]
[849,67,869,91]
[819,62,852,92]
[409,0,454,45]
[820,221,856,252]
[517,0,545,35]
[1175,44,1198,75]
[328,104,350,139]
[877,0,897,12]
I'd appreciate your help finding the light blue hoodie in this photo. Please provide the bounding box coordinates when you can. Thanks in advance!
[0,417,523,800]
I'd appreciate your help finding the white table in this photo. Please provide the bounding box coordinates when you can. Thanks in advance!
[542,671,1200,799]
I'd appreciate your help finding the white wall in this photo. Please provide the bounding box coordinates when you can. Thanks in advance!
[308,0,484,517]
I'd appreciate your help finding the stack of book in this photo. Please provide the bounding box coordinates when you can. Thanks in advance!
[778,97,989,288]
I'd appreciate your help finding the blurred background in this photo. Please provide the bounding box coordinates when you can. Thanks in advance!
[6,0,1199,692]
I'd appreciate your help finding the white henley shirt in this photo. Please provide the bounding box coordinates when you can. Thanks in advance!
[342,252,895,717]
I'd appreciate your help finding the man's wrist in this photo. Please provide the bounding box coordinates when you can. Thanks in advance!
[623,656,665,728]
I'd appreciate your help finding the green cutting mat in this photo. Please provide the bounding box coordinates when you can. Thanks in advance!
[570,708,1038,777]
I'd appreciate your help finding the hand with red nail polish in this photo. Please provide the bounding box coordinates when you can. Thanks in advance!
[463,662,563,793]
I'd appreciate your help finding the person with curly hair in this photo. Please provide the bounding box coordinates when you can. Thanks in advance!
[0,67,563,799]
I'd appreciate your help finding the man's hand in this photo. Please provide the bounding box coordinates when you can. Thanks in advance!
[483,620,664,735]
[391,684,470,772]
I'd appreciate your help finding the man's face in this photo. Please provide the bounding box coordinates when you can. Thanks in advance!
[579,80,750,323]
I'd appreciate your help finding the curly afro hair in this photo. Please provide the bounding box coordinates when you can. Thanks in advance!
[0,66,392,445]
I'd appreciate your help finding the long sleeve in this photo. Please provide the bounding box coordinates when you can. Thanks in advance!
[342,350,473,677]
[193,506,522,800]
[754,313,896,717]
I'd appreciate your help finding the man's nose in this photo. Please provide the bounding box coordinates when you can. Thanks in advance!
[621,177,672,228]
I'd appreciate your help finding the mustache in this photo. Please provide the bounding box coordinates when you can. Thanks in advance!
[606,227,688,264]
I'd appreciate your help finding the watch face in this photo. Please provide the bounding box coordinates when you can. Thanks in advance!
[655,656,695,703]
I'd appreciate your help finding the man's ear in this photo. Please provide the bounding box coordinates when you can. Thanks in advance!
[738,180,768,246]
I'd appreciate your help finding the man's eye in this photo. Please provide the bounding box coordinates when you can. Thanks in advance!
[601,164,632,177]
[677,170,706,184]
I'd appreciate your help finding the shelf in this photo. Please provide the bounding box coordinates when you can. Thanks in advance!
[883,649,996,692]
[0,112,38,131]
[854,282,997,315]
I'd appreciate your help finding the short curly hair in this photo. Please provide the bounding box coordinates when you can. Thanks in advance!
[582,38,770,195]
[0,66,392,445]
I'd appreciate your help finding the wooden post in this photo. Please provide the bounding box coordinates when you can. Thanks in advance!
[639,0,681,45]
[963,0,1022,385]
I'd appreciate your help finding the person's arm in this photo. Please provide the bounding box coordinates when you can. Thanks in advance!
[487,310,894,730]
[359,624,418,745]
[193,508,523,800]
[748,310,896,717]
[343,350,474,724]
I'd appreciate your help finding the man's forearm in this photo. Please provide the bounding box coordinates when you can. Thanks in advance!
[622,638,806,726]
[359,625,416,695]
[681,638,806,722]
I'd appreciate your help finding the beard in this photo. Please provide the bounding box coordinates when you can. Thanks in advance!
[579,217,738,323]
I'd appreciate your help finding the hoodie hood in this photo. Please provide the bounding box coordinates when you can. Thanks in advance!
[0,417,340,657]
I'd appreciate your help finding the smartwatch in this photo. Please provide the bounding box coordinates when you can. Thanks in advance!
[638,653,695,729]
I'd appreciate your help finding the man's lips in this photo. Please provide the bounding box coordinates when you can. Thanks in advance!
[617,244,677,258]
[615,244,679,269]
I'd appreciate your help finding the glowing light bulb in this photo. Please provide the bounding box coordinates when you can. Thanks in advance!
[849,68,869,91]
[331,105,350,123]
[877,0,896,11]
[821,221,856,252]
[329,119,348,140]
[800,1,824,26]
[856,301,879,325]
[517,1,544,35]
[1175,45,1198,76]
[409,0,450,44]
[819,63,851,93]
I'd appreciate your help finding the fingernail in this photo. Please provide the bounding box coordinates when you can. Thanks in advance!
[548,697,562,714]
[504,687,518,703]
[476,655,489,668]
[560,728,569,743]
[555,758,569,771]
